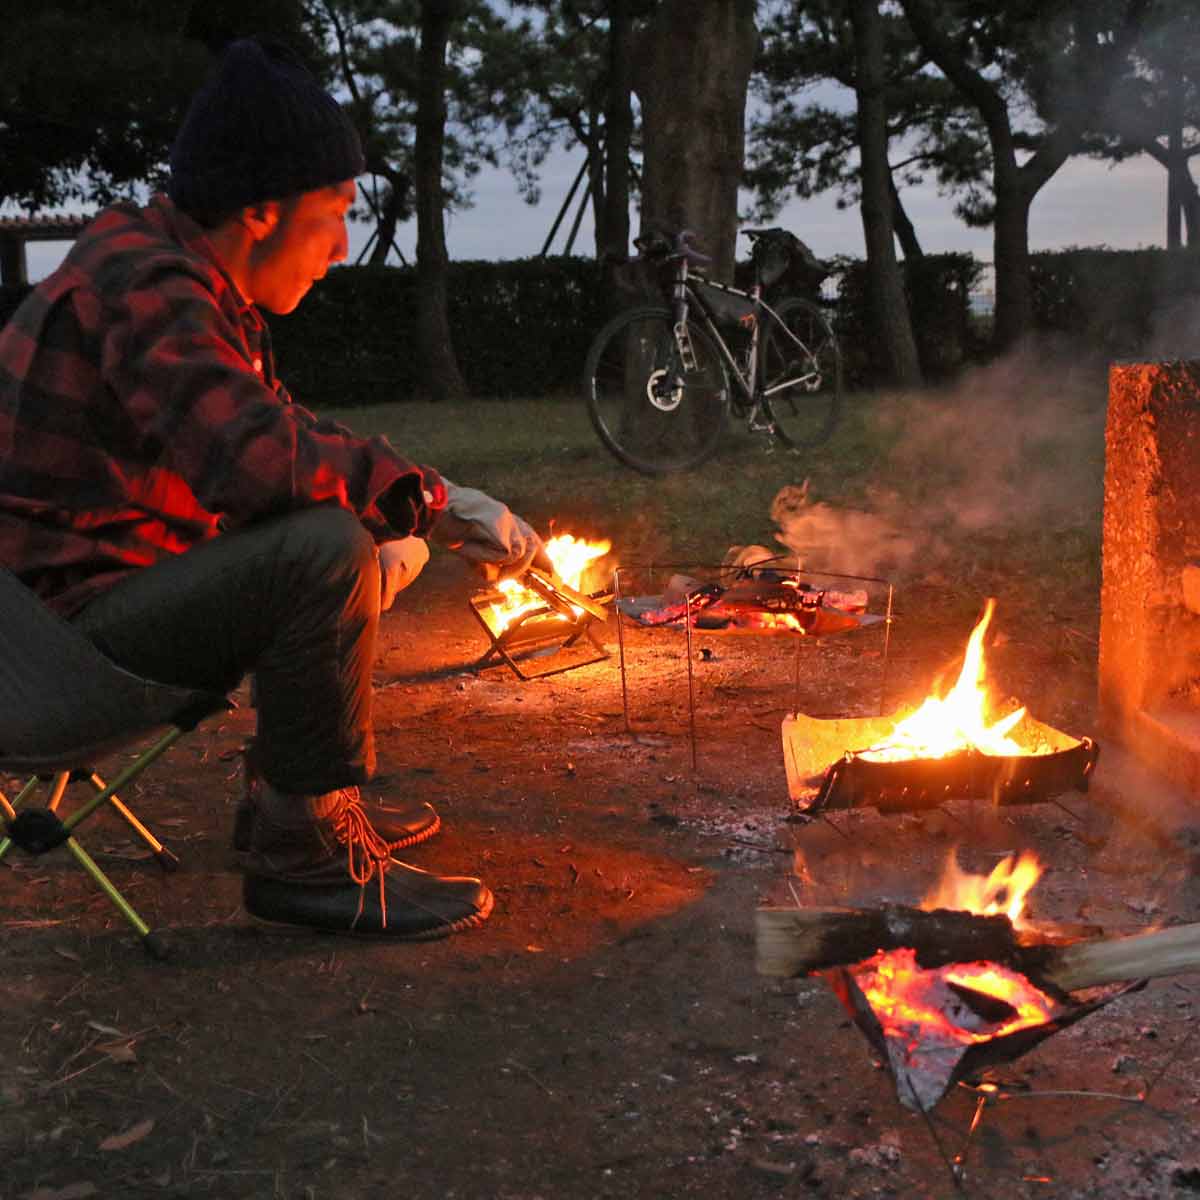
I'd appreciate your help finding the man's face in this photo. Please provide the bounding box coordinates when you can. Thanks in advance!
[246,180,355,314]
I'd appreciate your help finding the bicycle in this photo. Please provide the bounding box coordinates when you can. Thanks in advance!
[583,227,842,475]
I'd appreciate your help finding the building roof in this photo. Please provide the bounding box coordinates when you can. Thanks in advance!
[0,215,91,241]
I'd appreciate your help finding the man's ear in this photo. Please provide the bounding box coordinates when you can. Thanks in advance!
[239,200,282,242]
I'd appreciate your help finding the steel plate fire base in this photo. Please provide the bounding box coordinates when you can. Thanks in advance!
[469,588,612,681]
[783,710,1099,814]
[826,965,1136,1112]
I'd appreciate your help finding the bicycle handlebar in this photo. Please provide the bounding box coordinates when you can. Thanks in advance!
[633,227,712,268]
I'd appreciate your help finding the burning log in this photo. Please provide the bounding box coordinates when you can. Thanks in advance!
[756,904,1200,994]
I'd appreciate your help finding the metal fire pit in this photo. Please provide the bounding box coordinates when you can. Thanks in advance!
[826,962,1139,1112]
[469,569,612,681]
[782,711,1099,814]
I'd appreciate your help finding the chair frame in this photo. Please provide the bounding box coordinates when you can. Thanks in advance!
[0,566,228,958]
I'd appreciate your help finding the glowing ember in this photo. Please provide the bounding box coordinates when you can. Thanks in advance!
[856,947,1059,1047]
[486,534,611,633]
[742,611,808,632]
[862,598,1040,762]
[922,849,1042,929]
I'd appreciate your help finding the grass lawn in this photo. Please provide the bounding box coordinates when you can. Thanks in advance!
[325,369,1107,627]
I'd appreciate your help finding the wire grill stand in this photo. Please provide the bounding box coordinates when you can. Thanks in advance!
[613,561,894,770]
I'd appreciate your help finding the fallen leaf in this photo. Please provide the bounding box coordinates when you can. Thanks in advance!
[86,1022,126,1038]
[98,1117,154,1152]
[21,1183,98,1200]
[96,1040,137,1065]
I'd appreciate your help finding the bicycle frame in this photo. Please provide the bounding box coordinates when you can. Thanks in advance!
[668,254,823,421]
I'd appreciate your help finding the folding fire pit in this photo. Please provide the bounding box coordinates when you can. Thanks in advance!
[757,902,1200,1112]
[825,952,1133,1113]
[470,566,613,681]
[784,710,1100,815]
[782,599,1099,815]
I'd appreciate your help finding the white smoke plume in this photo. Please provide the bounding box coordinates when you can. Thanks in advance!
[770,343,1109,579]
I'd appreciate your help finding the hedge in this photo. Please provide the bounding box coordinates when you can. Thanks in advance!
[5,246,1200,404]
[267,256,610,405]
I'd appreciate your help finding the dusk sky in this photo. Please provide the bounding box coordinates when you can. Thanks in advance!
[23,143,1175,284]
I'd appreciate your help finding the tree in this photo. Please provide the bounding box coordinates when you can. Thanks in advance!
[849,0,921,385]
[899,0,1154,349]
[634,0,757,282]
[0,1,312,213]
[1082,1,1200,248]
[748,0,992,262]
[306,0,535,266]
[501,2,652,261]
[414,0,468,401]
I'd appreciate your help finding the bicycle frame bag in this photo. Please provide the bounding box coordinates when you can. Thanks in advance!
[694,279,756,329]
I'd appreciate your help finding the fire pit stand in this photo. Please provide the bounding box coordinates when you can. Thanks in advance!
[468,578,613,681]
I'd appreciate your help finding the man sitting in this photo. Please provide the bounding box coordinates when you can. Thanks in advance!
[0,37,542,940]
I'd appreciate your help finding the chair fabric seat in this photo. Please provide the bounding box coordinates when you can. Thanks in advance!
[0,566,226,771]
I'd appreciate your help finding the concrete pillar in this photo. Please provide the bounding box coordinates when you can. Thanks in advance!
[1099,359,1200,796]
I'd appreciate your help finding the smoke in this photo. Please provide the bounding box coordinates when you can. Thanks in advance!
[1147,299,1200,362]
[771,343,1109,579]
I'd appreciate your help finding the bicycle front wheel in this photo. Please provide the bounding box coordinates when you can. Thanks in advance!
[759,297,842,449]
[584,306,729,474]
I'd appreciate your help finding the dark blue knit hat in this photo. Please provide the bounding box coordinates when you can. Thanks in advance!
[168,37,365,216]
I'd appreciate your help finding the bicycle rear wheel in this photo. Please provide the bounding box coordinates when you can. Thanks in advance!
[584,306,729,474]
[759,297,842,449]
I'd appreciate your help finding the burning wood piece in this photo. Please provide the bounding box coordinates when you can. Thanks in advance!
[617,567,878,636]
[783,599,1099,811]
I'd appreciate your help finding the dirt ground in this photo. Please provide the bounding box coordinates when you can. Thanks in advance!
[2,553,1199,1200]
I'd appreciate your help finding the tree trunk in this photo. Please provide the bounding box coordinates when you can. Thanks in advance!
[991,159,1035,351]
[414,0,468,401]
[850,0,922,386]
[600,0,634,298]
[634,0,757,283]
[889,174,923,260]
[367,168,410,266]
[1167,71,1184,250]
[1183,162,1200,248]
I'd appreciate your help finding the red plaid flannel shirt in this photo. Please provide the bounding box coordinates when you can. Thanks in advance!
[0,196,445,615]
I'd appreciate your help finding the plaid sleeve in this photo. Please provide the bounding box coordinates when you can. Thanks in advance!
[100,265,442,539]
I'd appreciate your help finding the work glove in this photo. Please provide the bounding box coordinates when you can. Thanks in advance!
[431,482,552,581]
[378,536,430,611]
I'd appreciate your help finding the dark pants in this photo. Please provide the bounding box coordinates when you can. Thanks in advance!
[72,506,380,795]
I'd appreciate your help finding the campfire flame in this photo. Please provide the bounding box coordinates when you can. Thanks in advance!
[922,849,1042,930]
[486,534,611,633]
[862,598,1034,762]
[856,851,1057,1056]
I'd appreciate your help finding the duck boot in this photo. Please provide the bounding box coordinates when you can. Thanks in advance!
[242,786,491,939]
[233,742,440,854]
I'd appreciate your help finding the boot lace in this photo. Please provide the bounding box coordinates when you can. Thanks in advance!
[332,791,393,929]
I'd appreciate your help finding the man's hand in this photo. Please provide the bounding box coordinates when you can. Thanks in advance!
[378,536,430,611]
[431,482,547,581]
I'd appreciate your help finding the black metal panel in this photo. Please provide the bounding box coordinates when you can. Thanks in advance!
[813,737,1099,813]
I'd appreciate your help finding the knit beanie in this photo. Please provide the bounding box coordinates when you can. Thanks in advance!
[168,37,365,217]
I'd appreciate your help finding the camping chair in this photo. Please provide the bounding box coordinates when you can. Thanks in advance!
[0,566,230,958]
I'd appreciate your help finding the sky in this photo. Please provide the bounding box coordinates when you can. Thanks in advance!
[22,143,1173,285]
